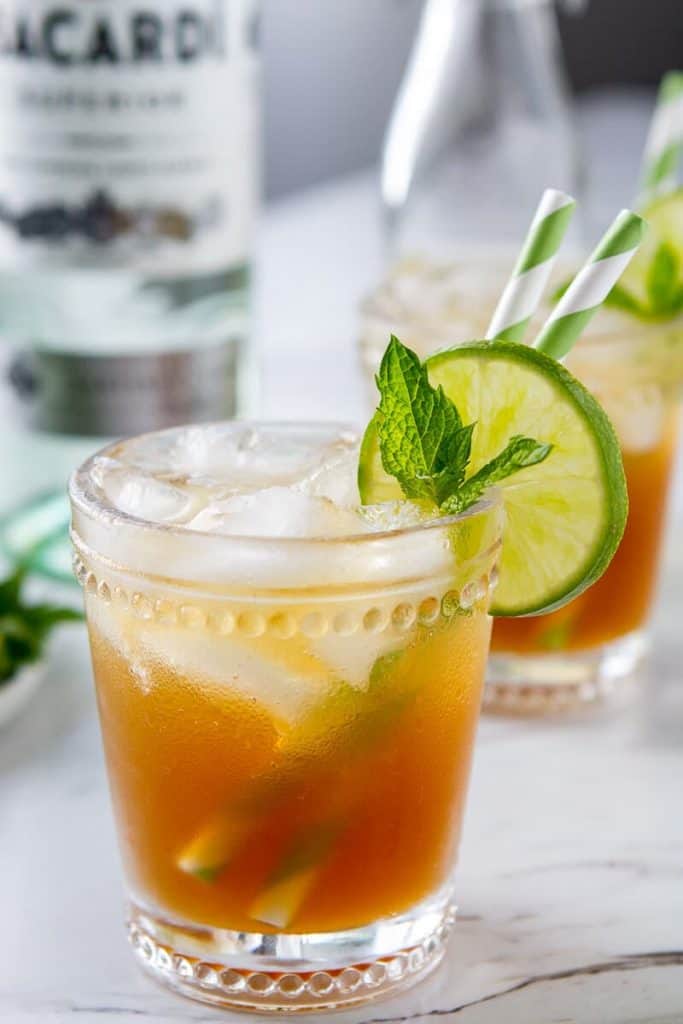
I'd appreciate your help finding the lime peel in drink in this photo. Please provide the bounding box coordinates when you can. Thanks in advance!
[249,822,342,929]
[176,641,433,886]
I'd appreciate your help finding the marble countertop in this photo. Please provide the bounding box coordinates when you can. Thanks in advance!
[2,95,683,1022]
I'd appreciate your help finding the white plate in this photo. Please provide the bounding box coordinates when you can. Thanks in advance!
[0,662,47,729]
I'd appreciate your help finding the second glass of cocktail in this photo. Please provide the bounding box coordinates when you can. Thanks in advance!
[360,190,681,712]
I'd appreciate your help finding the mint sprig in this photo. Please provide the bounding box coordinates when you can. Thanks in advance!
[0,568,82,686]
[375,336,552,514]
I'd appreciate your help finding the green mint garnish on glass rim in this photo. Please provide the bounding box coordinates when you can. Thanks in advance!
[374,335,552,516]
[359,201,645,617]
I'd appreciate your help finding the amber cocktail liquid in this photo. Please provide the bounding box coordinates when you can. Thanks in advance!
[70,424,503,1012]
[488,320,682,711]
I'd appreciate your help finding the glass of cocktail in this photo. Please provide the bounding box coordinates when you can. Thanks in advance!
[488,186,683,708]
[69,423,504,1011]
[489,311,682,709]
[359,210,681,712]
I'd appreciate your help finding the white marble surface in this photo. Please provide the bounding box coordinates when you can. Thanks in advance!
[2,96,683,1022]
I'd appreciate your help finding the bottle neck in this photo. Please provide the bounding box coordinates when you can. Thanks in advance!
[477,0,553,8]
[479,0,588,10]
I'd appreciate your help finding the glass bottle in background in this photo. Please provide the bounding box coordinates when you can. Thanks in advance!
[0,0,261,580]
[381,0,584,256]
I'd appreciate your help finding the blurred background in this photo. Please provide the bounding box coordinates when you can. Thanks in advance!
[264,0,682,197]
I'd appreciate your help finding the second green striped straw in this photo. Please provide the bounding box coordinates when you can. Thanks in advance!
[486,188,576,343]
[639,71,683,205]
[534,210,647,362]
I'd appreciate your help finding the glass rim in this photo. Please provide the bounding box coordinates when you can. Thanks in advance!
[69,420,502,546]
[69,422,504,592]
[359,254,683,346]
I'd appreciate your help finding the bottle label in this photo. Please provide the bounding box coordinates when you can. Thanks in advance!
[0,0,259,276]
[8,341,242,436]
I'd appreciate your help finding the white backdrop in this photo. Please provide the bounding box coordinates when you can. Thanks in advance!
[263,0,421,197]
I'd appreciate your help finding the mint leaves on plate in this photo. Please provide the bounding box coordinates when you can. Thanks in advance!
[375,336,552,515]
[0,569,82,686]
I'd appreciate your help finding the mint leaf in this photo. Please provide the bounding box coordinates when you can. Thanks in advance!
[0,569,82,685]
[432,422,476,504]
[375,335,469,503]
[647,243,680,314]
[441,436,553,515]
[0,614,39,666]
[0,568,25,611]
[22,604,83,639]
[604,283,645,316]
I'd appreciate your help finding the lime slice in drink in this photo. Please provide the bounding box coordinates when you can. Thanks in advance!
[358,340,628,617]
[621,188,683,307]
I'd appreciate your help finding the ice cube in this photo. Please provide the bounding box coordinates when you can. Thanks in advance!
[604,387,666,453]
[119,424,359,494]
[95,460,196,523]
[87,599,329,727]
[299,444,360,507]
[359,500,433,532]
[309,614,405,689]
[114,424,239,482]
[212,427,359,494]
[358,502,453,583]
[187,488,364,538]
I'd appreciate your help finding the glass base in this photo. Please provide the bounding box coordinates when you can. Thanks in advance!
[484,630,648,715]
[128,895,455,1013]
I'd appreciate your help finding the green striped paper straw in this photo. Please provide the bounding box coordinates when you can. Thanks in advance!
[486,189,576,343]
[639,71,683,203]
[534,210,647,362]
